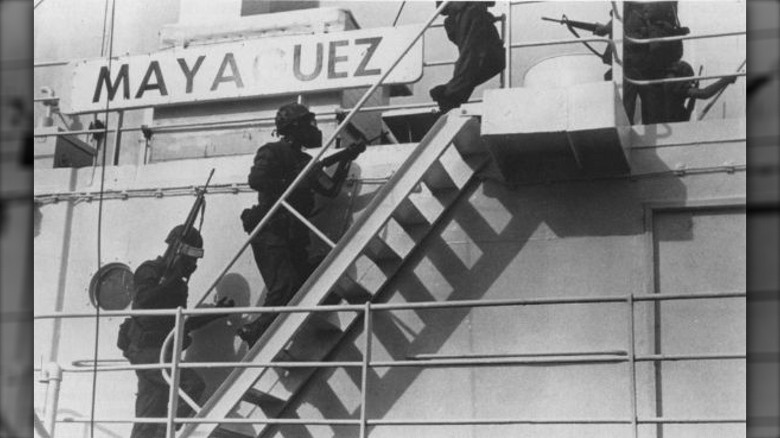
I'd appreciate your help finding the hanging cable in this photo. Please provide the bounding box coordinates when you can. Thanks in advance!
[89,0,117,436]
[392,1,406,27]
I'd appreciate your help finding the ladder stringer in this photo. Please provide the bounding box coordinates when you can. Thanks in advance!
[178,113,481,438]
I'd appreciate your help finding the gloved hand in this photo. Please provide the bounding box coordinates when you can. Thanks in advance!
[429,85,446,103]
[593,23,610,36]
[345,141,366,160]
[216,296,236,308]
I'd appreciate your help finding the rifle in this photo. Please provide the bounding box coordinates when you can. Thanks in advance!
[319,132,384,168]
[542,15,602,34]
[542,15,611,64]
[684,65,704,120]
[698,59,746,121]
[160,168,215,283]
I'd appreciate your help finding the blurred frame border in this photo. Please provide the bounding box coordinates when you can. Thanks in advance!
[4,0,778,437]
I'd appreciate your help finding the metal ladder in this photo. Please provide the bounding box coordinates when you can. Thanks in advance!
[178,111,488,438]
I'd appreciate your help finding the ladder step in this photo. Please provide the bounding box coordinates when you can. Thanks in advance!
[451,116,484,156]
[334,275,373,304]
[241,388,286,411]
[306,311,349,334]
[212,426,256,438]
[364,218,420,263]
[422,159,458,191]
[422,145,478,191]
[349,255,390,296]
[364,234,402,263]
[392,184,451,227]
[393,196,429,226]
[284,318,348,360]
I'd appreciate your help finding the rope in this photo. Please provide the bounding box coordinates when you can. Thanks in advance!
[89,0,117,436]
[392,1,406,27]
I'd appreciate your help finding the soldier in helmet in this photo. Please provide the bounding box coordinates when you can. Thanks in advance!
[119,225,233,438]
[237,102,365,347]
[429,1,505,113]
[643,60,738,124]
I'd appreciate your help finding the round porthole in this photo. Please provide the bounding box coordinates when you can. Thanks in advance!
[89,263,134,310]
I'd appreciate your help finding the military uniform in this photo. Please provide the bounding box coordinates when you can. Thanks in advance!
[240,140,318,344]
[643,61,737,124]
[124,257,205,438]
[622,1,688,124]
[430,2,505,113]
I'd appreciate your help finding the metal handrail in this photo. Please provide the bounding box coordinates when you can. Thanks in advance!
[624,72,745,87]
[33,290,746,320]
[36,290,746,433]
[624,30,746,45]
[47,415,747,427]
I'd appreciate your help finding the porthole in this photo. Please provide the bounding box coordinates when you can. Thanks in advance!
[89,263,134,310]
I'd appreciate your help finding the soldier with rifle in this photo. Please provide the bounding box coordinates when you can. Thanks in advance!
[646,60,741,124]
[541,14,614,80]
[544,2,691,124]
[117,170,235,438]
[237,103,366,347]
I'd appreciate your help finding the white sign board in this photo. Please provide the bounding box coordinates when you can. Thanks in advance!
[67,25,424,114]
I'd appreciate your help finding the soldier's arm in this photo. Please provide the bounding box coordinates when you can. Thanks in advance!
[310,142,365,197]
[687,75,738,100]
[132,264,164,308]
[310,160,351,198]
[248,146,276,192]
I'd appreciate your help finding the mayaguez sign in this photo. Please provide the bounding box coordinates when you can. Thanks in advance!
[66,25,423,114]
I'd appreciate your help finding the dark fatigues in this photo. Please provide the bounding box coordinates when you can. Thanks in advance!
[431,2,505,112]
[125,258,205,438]
[643,79,692,124]
[622,1,686,124]
[241,140,317,339]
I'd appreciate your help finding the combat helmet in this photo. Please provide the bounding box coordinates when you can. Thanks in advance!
[275,102,315,136]
[166,225,204,258]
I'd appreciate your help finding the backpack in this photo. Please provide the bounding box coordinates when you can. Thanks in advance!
[644,2,689,68]
[117,318,133,352]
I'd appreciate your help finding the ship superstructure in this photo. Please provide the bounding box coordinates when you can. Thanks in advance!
[31,1,758,437]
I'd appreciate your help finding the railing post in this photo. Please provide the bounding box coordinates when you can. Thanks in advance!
[41,362,62,437]
[165,307,186,438]
[627,294,638,438]
[611,1,625,110]
[359,301,373,438]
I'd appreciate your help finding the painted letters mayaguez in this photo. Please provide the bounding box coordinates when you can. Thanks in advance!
[68,25,423,114]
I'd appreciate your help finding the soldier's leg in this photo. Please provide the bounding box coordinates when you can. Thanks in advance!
[131,369,168,438]
[174,369,205,428]
[431,45,485,113]
[474,45,506,86]
[240,232,300,346]
[623,77,639,124]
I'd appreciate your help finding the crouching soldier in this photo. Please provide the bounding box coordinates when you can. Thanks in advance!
[117,225,233,438]
[644,60,739,124]
[237,102,365,347]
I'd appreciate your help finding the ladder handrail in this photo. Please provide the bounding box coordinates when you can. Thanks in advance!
[159,0,454,424]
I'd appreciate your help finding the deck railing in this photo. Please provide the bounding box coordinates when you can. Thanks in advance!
[35,291,747,437]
